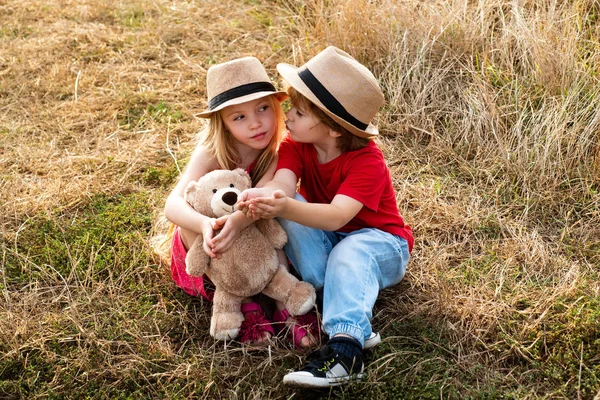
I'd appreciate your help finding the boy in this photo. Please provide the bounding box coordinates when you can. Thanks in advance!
[238,46,414,388]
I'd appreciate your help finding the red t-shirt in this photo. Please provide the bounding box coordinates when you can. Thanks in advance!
[277,136,414,252]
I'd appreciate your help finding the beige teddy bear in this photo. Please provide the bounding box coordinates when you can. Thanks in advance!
[184,168,316,341]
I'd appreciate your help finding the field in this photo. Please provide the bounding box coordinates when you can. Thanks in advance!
[1,0,599,398]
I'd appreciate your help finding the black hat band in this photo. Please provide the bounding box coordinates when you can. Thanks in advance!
[297,67,368,131]
[208,81,277,110]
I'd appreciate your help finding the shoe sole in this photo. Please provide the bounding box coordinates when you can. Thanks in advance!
[363,332,381,350]
[283,372,365,388]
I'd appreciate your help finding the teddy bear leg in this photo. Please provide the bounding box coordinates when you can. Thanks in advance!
[262,265,316,316]
[210,289,245,341]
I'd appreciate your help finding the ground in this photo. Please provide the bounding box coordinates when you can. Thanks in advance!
[1,0,599,398]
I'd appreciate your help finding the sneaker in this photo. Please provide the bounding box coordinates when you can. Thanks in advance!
[283,345,364,388]
[364,332,381,350]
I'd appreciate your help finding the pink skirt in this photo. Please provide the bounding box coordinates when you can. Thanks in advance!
[170,228,214,301]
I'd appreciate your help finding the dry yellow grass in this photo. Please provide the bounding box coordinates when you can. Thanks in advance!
[1,0,599,398]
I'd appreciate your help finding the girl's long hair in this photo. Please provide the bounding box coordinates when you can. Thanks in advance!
[201,94,285,186]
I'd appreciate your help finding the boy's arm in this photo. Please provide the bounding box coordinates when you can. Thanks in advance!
[251,192,363,231]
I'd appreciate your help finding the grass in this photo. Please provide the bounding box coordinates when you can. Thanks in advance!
[1,0,599,398]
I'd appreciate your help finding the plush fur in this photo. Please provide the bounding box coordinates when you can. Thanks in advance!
[184,168,316,341]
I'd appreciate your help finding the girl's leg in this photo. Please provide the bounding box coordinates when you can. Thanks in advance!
[178,226,198,251]
[171,227,213,300]
[322,228,410,347]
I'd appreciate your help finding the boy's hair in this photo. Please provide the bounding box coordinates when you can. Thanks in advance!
[288,87,372,152]
[201,94,285,186]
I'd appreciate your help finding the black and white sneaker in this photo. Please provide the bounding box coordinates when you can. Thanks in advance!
[283,345,364,388]
[363,332,381,350]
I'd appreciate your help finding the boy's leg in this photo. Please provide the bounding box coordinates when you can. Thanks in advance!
[283,229,409,388]
[323,228,410,347]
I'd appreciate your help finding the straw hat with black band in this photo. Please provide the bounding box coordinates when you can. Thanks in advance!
[276,46,385,138]
[196,56,287,118]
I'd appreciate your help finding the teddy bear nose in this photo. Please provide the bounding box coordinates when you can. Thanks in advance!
[222,191,238,206]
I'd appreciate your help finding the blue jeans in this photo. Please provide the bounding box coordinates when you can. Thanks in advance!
[278,195,410,348]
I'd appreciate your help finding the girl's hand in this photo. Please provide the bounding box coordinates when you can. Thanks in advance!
[211,212,251,255]
[201,218,219,259]
[238,188,267,220]
[248,190,287,219]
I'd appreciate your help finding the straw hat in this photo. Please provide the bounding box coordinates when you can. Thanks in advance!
[277,46,384,138]
[196,57,287,118]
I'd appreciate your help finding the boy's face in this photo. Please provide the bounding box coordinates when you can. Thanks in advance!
[285,104,332,144]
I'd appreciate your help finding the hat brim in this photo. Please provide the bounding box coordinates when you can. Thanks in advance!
[195,90,288,118]
[277,63,379,138]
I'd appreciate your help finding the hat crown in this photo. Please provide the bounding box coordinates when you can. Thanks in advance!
[205,57,272,100]
[302,47,384,127]
[196,56,286,118]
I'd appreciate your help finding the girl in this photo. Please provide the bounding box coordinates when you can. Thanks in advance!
[163,56,318,347]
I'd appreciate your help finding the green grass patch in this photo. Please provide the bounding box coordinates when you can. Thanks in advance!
[495,292,600,398]
[141,164,180,188]
[0,26,32,39]
[117,98,185,130]
[4,191,153,286]
[120,7,147,28]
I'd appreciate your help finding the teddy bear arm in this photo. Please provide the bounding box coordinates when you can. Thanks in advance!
[254,219,288,249]
[185,235,210,277]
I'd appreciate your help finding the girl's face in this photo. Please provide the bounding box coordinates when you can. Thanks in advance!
[284,104,330,145]
[220,97,277,151]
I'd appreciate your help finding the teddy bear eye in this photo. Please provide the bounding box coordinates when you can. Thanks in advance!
[212,189,217,193]
[229,184,234,188]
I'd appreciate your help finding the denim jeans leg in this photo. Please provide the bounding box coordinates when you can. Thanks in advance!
[277,218,338,291]
[322,228,410,347]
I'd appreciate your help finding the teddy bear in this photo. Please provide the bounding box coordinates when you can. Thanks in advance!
[184,168,317,341]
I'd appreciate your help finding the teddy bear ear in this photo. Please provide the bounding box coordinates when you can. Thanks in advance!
[184,181,198,202]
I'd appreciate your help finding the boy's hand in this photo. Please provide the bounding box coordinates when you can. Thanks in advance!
[248,190,287,219]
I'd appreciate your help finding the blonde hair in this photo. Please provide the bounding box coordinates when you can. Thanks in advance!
[201,94,285,186]
[288,87,371,152]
